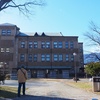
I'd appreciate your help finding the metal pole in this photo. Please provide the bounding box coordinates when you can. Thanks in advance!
[73,53,77,82]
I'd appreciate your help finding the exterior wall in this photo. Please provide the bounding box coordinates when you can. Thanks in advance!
[0,24,84,79]
[0,25,19,74]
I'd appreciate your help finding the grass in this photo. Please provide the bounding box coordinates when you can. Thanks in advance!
[65,79,100,95]
[0,86,17,99]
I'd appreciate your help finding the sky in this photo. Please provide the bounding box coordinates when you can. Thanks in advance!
[0,0,100,54]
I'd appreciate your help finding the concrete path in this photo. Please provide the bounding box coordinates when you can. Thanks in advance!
[0,79,100,100]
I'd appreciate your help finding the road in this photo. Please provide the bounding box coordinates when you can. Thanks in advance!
[0,79,100,100]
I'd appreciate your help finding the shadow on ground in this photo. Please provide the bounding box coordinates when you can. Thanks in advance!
[0,95,75,100]
[0,90,17,99]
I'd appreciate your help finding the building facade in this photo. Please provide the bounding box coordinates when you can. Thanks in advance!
[0,23,84,79]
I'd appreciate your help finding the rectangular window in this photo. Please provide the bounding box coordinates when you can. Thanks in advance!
[58,42,62,48]
[54,42,57,48]
[7,30,11,35]
[28,54,32,62]
[65,42,69,49]
[6,48,10,52]
[71,54,74,61]
[54,54,58,61]
[59,54,63,61]
[46,42,50,48]
[34,41,38,48]
[41,54,45,61]
[46,54,50,61]
[21,41,25,48]
[1,48,5,52]
[70,41,74,49]
[0,62,3,68]
[33,54,37,61]
[41,42,45,48]
[29,41,32,48]
[20,54,25,61]
[2,30,6,35]
[66,54,69,61]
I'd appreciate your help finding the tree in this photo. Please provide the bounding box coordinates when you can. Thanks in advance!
[85,62,100,76]
[0,0,45,16]
[84,21,100,61]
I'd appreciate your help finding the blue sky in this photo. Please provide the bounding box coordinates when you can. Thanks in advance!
[0,0,100,53]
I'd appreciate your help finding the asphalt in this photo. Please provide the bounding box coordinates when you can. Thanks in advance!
[0,79,100,100]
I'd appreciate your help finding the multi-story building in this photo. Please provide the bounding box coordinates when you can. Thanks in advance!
[0,23,84,79]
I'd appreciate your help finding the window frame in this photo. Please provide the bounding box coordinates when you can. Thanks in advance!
[53,42,58,48]
[66,54,69,61]
[7,30,11,35]
[21,41,25,48]
[1,48,5,52]
[33,54,38,61]
[70,41,74,49]
[65,41,69,49]
[58,42,62,48]
[20,54,25,61]
[1,30,6,35]
[46,42,50,48]
[28,54,32,62]
[6,48,10,52]
[58,54,63,61]
[41,54,45,61]
[41,41,45,48]
[34,41,38,48]
[29,41,33,48]
[54,54,58,61]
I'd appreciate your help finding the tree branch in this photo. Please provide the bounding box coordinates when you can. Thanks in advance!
[0,0,45,16]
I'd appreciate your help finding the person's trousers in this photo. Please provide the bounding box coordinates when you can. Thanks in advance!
[18,82,25,97]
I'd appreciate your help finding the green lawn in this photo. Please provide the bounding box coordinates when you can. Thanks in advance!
[0,86,17,99]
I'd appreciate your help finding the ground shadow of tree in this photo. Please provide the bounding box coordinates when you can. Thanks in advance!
[0,90,75,100]
[0,89,17,99]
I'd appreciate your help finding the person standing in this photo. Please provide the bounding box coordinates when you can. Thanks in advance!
[17,66,27,97]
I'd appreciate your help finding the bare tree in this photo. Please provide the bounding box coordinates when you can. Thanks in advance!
[84,21,100,61]
[0,0,45,16]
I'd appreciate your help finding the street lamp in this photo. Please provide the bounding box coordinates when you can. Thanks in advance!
[73,53,77,82]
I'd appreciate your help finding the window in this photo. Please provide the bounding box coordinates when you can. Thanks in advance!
[58,42,62,48]
[7,30,11,35]
[20,54,25,61]
[54,54,58,61]
[0,62,3,68]
[21,41,25,48]
[29,41,32,48]
[58,54,63,61]
[6,48,10,52]
[41,54,45,61]
[54,42,57,48]
[65,42,69,49]
[34,41,38,48]
[46,54,50,61]
[33,54,37,61]
[28,54,32,62]
[1,48,5,52]
[66,54,69,61]
[71,54,74,61]
[70,41,74,49]
[41,42,45,48]
[46,42,50,48]
[2,30,6,35]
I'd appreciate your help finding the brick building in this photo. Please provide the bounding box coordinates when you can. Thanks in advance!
[0,23,84,79]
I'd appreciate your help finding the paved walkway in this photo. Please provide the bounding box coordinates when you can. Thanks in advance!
[0,79,100,100]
